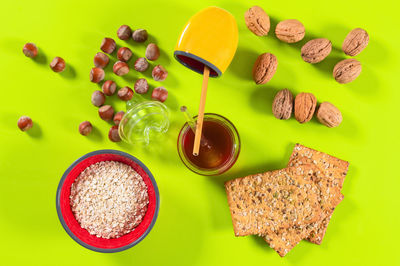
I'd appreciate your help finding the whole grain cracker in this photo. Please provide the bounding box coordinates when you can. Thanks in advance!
[261,164,326,256]
[225,165,323,237]
[263,195,343,256]
[263,224,312,257]
[288,144,349,244]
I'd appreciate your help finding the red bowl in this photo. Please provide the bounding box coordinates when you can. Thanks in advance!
[56,150,160,252]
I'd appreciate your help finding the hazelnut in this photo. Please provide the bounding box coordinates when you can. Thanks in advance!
[79,121,92,136]
[117,47,133,62]
[132,29,148,42]
[151,86,168,102]
[134,57,149,72]
[145,43,160,61]
[152,65,168,81]
[100,38,116,54]
[90,67,105,83]
[17,116,33,131]
[50,57,66,72]
[118,86,134,101]
[91,90,106,107]
[93,52,109,68]
[113,111,125,126]
[134,78,149,94]
[113,61,129,76]
[108,125,121,142]
[117,25,132,40]
[23,43,38,58]
[102,80,117,96]
[98,105,114,121]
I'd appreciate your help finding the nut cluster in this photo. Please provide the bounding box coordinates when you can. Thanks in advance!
[245,5,369,84]
[83,24,169,142]
[19,26,169,140]
[272,89,342,128]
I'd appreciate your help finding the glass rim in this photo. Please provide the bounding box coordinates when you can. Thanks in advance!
[118,101,169,144]
[177,113,241,176]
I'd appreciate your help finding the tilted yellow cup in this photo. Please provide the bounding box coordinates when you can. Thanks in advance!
[174,6,238,77]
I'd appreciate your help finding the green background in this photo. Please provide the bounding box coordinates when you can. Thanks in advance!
[1,0,399,265]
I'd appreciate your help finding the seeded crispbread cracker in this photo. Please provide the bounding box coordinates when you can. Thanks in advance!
[288,143,349,244]
[262,163,345,256]
[225,165,323,237]
[263,196,344,256]
[263,224,313,257]
[289,143,349,190]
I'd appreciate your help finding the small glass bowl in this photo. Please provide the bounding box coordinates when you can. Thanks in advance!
[177,113,240,176]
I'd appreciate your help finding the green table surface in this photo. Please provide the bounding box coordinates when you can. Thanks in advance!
[1,0,399,265]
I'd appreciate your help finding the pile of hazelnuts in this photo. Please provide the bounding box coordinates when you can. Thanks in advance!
[19,25,169,144]
[87,25,169,142]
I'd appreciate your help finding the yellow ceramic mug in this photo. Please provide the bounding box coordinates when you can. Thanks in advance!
[174,6,238,77]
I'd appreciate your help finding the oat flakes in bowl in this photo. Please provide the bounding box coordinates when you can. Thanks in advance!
[56,150,159,253]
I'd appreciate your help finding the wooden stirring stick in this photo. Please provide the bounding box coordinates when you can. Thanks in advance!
[193,65,210,156]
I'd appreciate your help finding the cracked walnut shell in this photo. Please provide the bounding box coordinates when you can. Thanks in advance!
[294,93,317,123]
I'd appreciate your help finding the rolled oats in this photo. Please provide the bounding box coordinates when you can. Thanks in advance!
[70,161,149,239]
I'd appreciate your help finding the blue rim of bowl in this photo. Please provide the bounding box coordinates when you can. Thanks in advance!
[55,149,160,253]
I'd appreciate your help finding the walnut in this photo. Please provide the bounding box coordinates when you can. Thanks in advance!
[244,6,270,36]
[301,38,332,63]
[272,89,294,120]
[294,93,317,123]
[252,53,278,85]
[316,102,342,128]
[275,19,305,43]
[342,28,369,56]
[333,59,362,84]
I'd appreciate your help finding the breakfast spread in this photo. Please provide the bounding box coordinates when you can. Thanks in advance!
[16,3,364,257]
[225,144,349,256]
